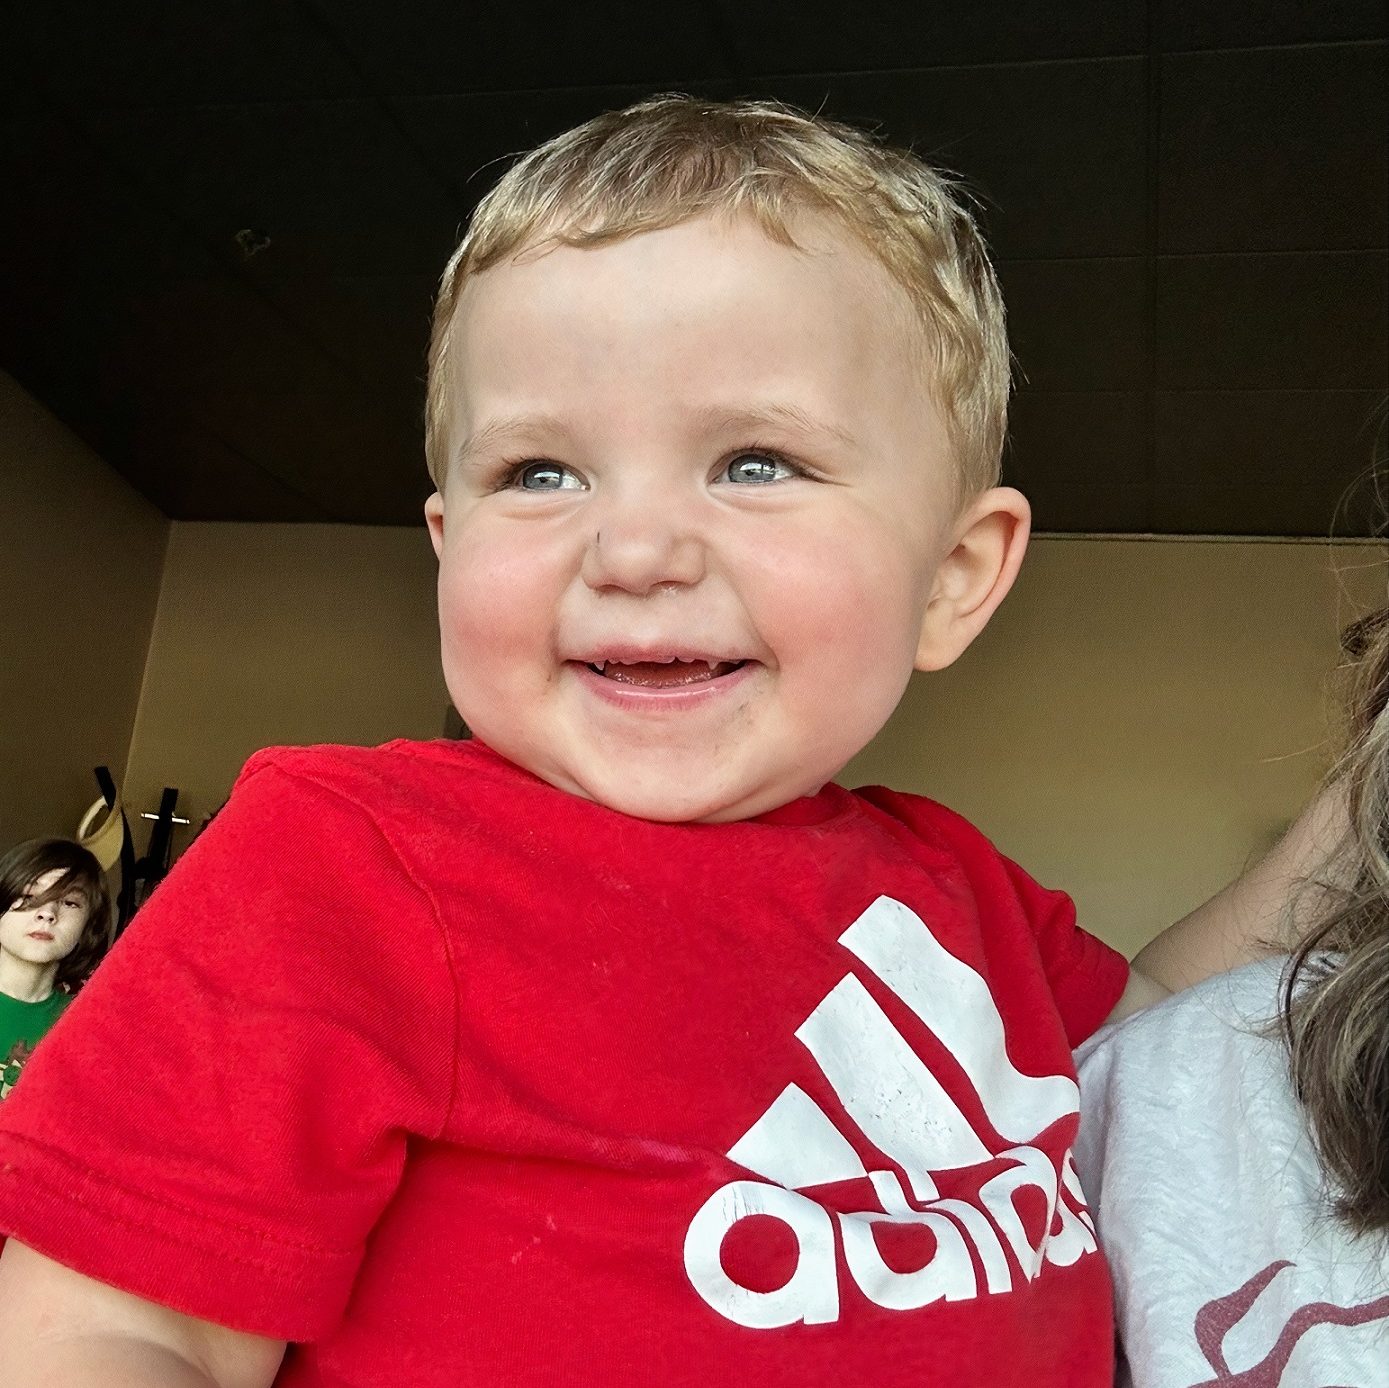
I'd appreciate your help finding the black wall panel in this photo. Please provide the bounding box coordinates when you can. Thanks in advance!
[1,5,1385,533]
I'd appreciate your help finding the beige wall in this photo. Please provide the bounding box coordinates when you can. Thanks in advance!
[6,360,1372,954]
[119,516,1386,957]
[844,537,1387,956]
[0,371,168,846]
[123,522,447,852]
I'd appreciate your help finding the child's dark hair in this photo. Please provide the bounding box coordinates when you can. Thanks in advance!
[1283,605,1389,1234]
[1,838,112,992]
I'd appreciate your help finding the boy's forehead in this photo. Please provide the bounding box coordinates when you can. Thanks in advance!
[445,213,925,409]
[453,208,914,335]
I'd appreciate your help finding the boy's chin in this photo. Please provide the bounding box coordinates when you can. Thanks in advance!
[554,761,803,825]
[478,727,831,823]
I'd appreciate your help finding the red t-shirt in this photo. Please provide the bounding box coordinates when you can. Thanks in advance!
[0,740,1126,1385]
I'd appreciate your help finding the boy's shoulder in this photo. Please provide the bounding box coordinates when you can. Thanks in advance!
[851,783,1000,860]
[241,736,511,781]
[851,784,1079,929]
[233,738,529,823]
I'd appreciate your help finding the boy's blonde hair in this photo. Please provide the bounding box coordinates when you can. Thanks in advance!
[426,95,1009,494]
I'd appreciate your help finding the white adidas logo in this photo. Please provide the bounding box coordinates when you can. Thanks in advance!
[683,895,1098,1328]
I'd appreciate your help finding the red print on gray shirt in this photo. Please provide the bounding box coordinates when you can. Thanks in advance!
[1191,1260,1389,1387]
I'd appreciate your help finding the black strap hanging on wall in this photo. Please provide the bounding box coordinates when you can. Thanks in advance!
[131,786,180,910]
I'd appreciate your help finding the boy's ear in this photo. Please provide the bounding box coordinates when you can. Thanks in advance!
[424,491,446,559]
[915,486,1031,672]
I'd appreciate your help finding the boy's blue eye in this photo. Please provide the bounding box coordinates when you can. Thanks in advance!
[723,452,794,485]
[514,461,583,492]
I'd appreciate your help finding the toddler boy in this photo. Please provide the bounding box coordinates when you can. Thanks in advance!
[0,97,1155,1386]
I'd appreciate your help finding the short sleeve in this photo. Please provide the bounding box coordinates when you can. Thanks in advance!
[997,854,1129,1046]
[0,750,457,1340]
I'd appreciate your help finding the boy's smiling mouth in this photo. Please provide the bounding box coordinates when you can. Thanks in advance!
[586,657,747,687]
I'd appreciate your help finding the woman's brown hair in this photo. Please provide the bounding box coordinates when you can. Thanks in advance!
[1283,604,1389,1234]
[0,838,112,992]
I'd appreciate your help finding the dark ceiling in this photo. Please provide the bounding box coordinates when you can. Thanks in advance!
[2,3,1386,534]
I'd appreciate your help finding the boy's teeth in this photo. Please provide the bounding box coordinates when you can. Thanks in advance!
[586,657,742,686]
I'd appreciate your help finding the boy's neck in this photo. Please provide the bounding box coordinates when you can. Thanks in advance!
[0,953,58,1004]
[466,737,841,826]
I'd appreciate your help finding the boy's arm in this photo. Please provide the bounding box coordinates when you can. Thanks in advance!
[0,1240,285,1388]
[1102,968,1171,1023]
[1133,780,1350,995]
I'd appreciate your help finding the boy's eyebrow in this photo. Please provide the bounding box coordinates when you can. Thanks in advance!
[455,414,569,465]
[453,402,860,468]
[693,402,860,449]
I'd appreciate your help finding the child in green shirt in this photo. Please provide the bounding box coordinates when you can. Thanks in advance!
[0,839,110,1100]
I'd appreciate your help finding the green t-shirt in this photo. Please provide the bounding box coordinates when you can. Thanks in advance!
[0,988,72,1100]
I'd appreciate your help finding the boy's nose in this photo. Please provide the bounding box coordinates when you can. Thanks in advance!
[34,901,56,922]
[580,498,707,595]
